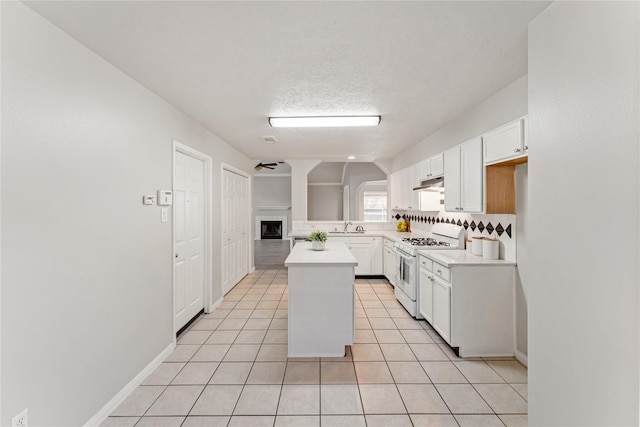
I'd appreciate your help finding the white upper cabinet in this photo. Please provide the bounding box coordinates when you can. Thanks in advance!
[444,146,462,212]
[460,138,484,212]
[483,116,528,165]
[431,153,444,177]
[411,164,421,210]
[419,152,444,181]
[444,137,484,213]
[390,170,403,210]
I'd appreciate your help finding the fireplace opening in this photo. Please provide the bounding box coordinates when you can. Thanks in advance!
[261,221,283,240]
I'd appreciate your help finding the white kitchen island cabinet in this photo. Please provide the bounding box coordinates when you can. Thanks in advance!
[284,242,358,357]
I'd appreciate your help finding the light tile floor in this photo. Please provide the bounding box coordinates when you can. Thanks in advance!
[102,270,528,427]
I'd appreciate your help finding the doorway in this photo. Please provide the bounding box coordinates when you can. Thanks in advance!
[173,142,212,333]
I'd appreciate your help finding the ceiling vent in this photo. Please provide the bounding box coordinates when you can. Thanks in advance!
[261,136,278,144]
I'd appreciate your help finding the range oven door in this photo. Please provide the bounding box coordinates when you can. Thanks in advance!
[393,248,418,319]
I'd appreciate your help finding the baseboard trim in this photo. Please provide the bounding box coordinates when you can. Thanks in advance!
[84,341,175,427]
[209,295,223,312]
[515,349,528,367]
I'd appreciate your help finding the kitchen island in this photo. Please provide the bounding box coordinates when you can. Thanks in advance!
[284,241,358,357]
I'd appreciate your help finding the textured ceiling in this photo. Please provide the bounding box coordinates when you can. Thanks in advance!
[25,1,550,163]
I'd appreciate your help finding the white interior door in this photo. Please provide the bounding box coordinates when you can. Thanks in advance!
[235,173,248,280]
[174,151,205,332]
[222,168,249,294]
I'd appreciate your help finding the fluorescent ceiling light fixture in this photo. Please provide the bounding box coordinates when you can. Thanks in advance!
[347,156,356,160]
[269,116,381,128]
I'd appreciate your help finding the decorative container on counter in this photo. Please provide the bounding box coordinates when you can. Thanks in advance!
[308,231,327,251]
[311,241,325,251]
[483,238,499,260]
[472,236,485,256]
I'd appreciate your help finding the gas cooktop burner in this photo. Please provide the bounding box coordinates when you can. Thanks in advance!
[401,237,451,247]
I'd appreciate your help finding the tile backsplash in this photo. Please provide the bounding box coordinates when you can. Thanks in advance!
[395,210,517,262]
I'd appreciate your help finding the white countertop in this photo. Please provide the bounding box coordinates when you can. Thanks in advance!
[285,242,358,266]
[419,249,516,267]
[290,230,428,241]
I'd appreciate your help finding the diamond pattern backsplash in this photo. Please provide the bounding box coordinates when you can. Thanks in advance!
[392,212,513,239]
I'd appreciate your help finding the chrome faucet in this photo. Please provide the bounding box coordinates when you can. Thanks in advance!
[344,221,352,233]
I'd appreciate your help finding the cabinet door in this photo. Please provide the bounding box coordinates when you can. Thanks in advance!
[349,242,372,275]
[419,158,431,181]
[433,276,451,344]
[384,247,395,284]
[430,153,444,177]
[370,237,383,275]
[391,171,403,210]
[483,118,525,164]
[461,137,484,213]
[411,164,421,210]
[443,146,461,212]
[419,269,434,323]
[403,168,414,209]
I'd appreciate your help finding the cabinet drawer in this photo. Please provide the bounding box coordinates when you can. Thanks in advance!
[433,262,450,281]
[383,238,395,250]
[419,256,433,272]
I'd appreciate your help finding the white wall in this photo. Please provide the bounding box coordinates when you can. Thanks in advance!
[287,160,320,221]
[254,176,291,207]
[528,2,639,425]
[307,185,343,221]
[343,163,387,218]
[515,164,528,360]
[1,2,252,425]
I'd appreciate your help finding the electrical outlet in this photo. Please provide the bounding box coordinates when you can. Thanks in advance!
[12,409,28,427]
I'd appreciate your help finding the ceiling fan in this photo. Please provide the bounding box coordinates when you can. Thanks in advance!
[254,162,279,171]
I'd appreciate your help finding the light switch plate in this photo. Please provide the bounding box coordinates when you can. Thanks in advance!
[157,190,173,206]
[142,195,156,205]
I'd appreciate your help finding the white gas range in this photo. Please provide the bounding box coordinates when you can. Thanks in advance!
[393,223,465,318]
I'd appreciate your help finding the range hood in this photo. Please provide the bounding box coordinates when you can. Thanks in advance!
[413,176,444,191]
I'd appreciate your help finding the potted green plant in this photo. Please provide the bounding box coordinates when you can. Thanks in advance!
[308,230,328,251]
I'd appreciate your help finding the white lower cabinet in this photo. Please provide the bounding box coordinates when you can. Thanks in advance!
[432,275,451,343]
[348,242,371,276]
[383,238,396,284]
[419,254,515,357]
[370,237,383,275]
[328,235,383,276]
[418,256,433,323]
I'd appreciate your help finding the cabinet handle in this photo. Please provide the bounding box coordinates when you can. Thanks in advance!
[437,269,442,274]
[524,145,529,150]
[514,148,521,153]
